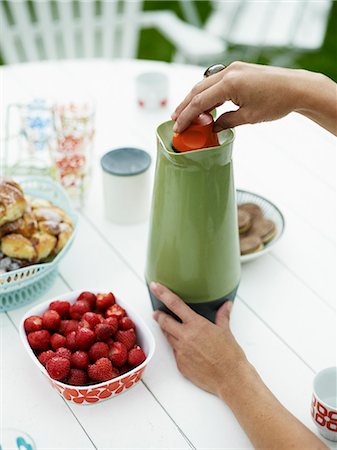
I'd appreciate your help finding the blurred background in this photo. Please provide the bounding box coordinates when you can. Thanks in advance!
[0,0,336,80]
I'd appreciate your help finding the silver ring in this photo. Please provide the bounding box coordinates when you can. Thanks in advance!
[204,64,226,78]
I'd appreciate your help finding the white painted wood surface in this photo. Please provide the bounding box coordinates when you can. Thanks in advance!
[0,59,336,449]
[178,0,332,63]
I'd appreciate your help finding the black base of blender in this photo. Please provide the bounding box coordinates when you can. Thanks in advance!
[147,283,239,323]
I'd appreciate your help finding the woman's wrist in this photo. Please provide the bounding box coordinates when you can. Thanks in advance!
[216,359,260,406]
[291,69,337,134]
[291,69,325,113]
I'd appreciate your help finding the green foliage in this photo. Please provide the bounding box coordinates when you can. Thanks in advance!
[295,0,337,80]
[0,0,335,81]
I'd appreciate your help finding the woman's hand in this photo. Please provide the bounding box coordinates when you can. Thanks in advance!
[172,61,337,135]
[151,281,249,399]
[151,281,329,450]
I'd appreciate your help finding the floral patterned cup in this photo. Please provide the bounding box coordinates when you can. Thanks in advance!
[51,102,95,207]
[311,367,337,441]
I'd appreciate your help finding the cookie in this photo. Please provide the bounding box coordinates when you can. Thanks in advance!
[250,218,276,244]
[238,203,263,221]
[240,235,263,255]
[238,209,251,234]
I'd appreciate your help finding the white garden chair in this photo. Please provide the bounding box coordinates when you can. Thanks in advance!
[0,0,225,64]
[177,0,333,65]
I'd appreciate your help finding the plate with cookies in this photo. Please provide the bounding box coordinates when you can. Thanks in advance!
[0,177,77,311]
[237,189,285,263]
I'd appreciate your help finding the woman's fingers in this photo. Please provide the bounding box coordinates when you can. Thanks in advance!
[215,301,233,328]
[213,109,248,132]
[150,282,196,323]
[171,70,225,121]
[163,330,179,350]
[174,81,228,132]
[153,310,182,338]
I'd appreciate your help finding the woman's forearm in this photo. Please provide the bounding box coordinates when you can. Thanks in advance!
[218,363,328,450]
[293,70,337,135]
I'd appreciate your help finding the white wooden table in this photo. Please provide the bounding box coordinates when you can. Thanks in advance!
[0,59,336,450]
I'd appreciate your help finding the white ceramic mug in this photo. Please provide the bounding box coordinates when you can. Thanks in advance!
[101,148,151,225]
[135,72,169,110]
[311,366,337,441]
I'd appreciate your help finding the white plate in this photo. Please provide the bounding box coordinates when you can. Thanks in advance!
[237,189,285,263]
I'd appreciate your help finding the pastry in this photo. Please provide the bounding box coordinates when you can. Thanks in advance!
[1,233,36,260]
[55,223,73,253]
[250,218,276,244]
[237,201,277,256]
[0,180,74,272]
[33,207,64,223]
[238,209,251,234]
[238,203,263,221]
[0,179,27,227]
[38,220,61,236]
[240,235,263,255]
[31,232,57,261]
[0,217,24,238]
[28,197,52,209]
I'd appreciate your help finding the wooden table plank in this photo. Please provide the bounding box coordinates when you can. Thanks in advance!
[2,280,96,450]
[55,213,333,448]
[6,231,193,450]
[1,59,336,449]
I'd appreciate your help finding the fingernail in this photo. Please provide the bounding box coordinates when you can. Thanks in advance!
[150,281,158,292]
[173,122,178,132]
[226,301,233,312]
[171,112,177,120]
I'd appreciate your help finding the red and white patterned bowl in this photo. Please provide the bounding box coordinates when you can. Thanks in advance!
[19,290,155,404]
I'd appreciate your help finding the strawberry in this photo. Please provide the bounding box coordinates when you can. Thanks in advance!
[64,319,79,335]
[38,350,55,366]
[105,337,114,348]
[24,315,43,333]
[46,356,70,380]
[28,330,50,351]
[50,333,67,350]
[49,300,70,318]
[71,351,89,370]
[69,300,90,320]
[108,341,127,367]
[94,323,113,341]
[106,304,125,320]
[57,320,69,335]
[78,319,91,329]
[88,357,118,382]
[88,342,109,362]
[128,346,146,367]
[81,312,101,329]
[77,291,96,309]
[67,368,88,386]
[42,310,61,331]
[115,329,136,350]
[104,317,118,335]
[119,317,135,331]
[96,292,115,310]
[75,327,95,350]
[56,347,72,360]
[66,331,78,352]
[119,364,131,375]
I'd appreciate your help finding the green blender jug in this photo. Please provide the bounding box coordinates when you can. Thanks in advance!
[145,113,240,322]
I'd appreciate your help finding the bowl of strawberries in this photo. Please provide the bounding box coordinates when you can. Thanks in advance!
[19,290,155,404]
